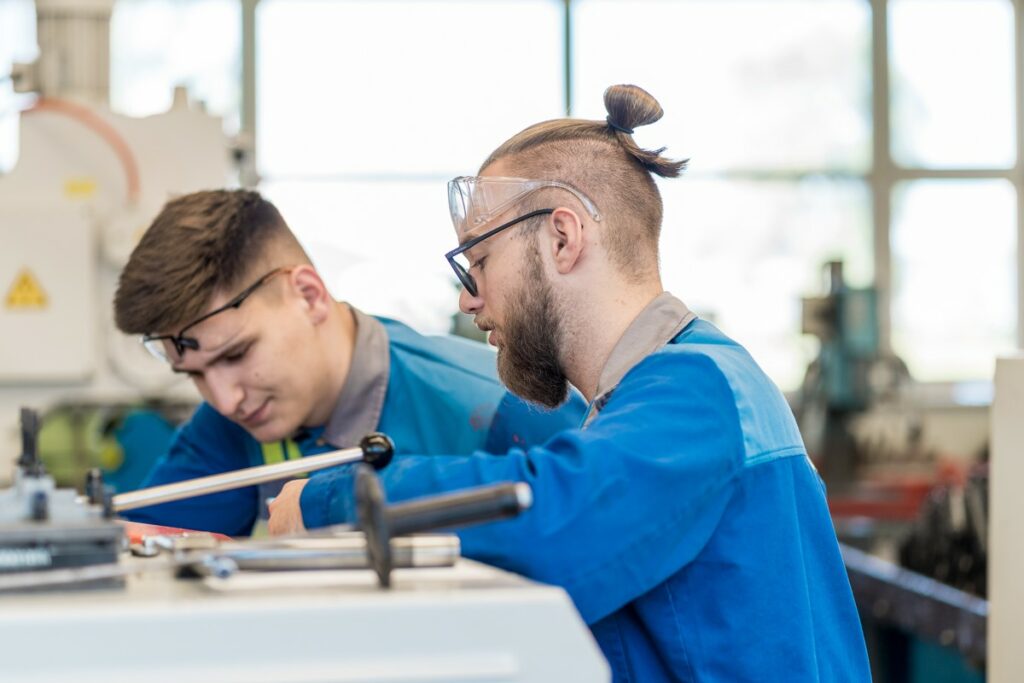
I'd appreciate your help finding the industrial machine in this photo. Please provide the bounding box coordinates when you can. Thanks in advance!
[1,556,608,683]
[799,260,915,489]
[0,0,231,476]
[0,408,121,580]
[0,408,609,681]
[799,263,993,682]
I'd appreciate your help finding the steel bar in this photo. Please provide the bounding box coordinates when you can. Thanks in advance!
[215,534,460,571]
[112,446,365,512]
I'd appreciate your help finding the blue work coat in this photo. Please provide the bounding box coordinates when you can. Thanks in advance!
[301,319,872,682]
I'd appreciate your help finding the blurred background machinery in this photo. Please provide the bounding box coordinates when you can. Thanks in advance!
[797,261,991,683]
[0,0,231,482]
[798,259,914,490]
[35,400,194,494]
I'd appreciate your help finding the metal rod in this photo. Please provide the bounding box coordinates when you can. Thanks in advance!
[112,446,366,512]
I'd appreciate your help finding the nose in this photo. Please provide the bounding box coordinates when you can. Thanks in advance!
[459,284,484,315]
[203,369,245,418]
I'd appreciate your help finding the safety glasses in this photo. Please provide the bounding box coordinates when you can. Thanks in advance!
[447,176,601,237]
[445,208,554,297]
[141,267,291,363]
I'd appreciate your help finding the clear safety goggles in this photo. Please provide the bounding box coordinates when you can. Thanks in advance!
[447,176,601,237]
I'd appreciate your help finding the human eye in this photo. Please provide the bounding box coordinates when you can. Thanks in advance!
[470,255,487,271]
[172,366,203,379]
[223,343,253,365]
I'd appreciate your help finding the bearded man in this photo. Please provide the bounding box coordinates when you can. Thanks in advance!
[269,85,871,683]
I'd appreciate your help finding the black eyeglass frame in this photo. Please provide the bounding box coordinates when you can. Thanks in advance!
[444,208,554,297]
[141,267,290,361]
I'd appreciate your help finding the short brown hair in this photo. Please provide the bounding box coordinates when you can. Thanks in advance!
[481,84,687,280]
[114,189,308,334]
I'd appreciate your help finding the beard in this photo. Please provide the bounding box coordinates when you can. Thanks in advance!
[495,244,570,408]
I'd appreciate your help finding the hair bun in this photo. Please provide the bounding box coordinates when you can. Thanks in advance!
[604,84,664,134]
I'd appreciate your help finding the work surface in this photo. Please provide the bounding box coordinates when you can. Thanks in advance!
[0,558,610,683]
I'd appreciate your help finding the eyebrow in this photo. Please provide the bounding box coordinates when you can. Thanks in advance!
[461,242,488,263]
[171,338,253,375]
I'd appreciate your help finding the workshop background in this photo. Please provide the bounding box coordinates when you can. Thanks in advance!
[0,0,1020,681]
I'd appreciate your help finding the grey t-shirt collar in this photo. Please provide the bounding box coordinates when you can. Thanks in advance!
[320,306,391,448]
[584,292,696,426]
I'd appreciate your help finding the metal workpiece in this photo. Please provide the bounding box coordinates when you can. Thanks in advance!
[112,432,394,512]
[201,534,460,572]
[0,533,461,591]
[0,532,460,589]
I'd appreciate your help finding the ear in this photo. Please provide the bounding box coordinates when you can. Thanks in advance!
[546,207,585,275]
[289,265,332,325]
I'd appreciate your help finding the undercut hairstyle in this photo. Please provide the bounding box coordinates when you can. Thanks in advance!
[114,189,309,335]
[480,84,687,280]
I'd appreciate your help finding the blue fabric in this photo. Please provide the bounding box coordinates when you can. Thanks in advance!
[121,318,585,536]
[305,319,870,682]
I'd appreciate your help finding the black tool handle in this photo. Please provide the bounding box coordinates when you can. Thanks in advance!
[356,465,392,587]
[360,433,394,471]
[18,407,42,475]
[388,482,532,537]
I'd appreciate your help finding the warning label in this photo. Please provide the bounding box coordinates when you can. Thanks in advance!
[5,269,48,310]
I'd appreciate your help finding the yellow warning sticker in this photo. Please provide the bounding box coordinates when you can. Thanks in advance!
[64,177,98,200]
[5,269,48,310]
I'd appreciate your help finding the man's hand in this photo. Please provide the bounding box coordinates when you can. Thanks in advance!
[268,479,309,536]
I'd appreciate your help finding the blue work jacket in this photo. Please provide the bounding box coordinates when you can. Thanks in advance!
[301,311,872,682]
[122,316,586,536]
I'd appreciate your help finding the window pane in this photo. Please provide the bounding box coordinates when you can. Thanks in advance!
[891,180,1016,381]
[110,0,240,130]
[0,0,37,173]
[890,0,1015,169]
[573,0,870,173]
[258,0,563,177]
[261,179,460,334]
[661,178,872,390]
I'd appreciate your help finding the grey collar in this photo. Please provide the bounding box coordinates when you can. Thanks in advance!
[321,305,390,448]
[584,292,696,426]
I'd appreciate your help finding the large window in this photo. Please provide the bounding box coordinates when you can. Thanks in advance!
[572,0,872,389]
[253,0,1020,389]
[1,0,240,169]
[0,0,37,173]
[257,0,564,333]
[3,0,1018,392]
[889,0,1015,169]
[887,0,1017,383]
[110,0,240,129]
[891,180,1016,381]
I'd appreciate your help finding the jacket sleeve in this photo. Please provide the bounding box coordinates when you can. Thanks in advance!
[301,352,745,623]
[117,403,259,536]
[484,389,588,453]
